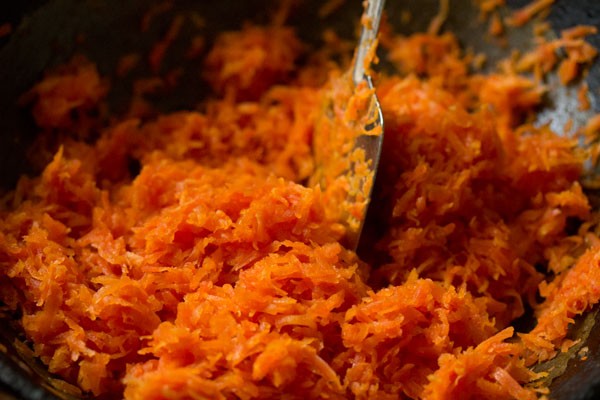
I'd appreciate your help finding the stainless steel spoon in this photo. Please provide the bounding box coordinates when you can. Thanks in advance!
[311,0,385,251]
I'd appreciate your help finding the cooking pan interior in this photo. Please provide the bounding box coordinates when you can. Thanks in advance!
[1,0,600,399]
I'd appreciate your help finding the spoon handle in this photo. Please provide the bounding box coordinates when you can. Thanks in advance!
[352,0,386,85]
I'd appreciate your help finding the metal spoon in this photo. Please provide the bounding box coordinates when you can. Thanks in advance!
[311,0,385,251]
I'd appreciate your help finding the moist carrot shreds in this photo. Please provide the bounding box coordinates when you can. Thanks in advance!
[339,272,497,399]
[203,24,304,101]
[0,23,12,38]
[2,8,600,400]
[19,56,108,133]
[423,328,538,400]
[507,0,555,28]
[515,24,598,84]
[521,244,600,364]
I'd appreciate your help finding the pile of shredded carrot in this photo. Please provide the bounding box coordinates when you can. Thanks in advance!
[2,2,600,399]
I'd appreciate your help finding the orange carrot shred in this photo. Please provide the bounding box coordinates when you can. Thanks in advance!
[0,22,12,38]
[2,4,600,400]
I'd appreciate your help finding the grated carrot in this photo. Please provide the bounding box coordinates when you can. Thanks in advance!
[203,25,303,101]
[19,56,108,135]
[185,35,205,59]
[508,0,555,28]
[318,0,346,18]
[149,15,185,74]
[1,3,600,400]
[141,1,173,33]
[116,53,141,78]
[0,22,12,38]
[489,12,505,37]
